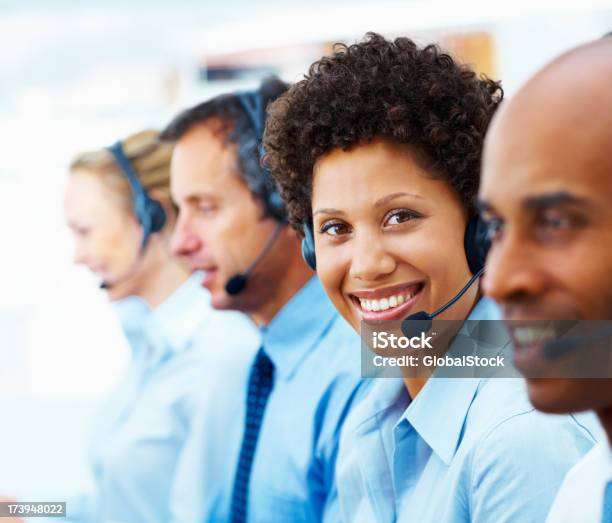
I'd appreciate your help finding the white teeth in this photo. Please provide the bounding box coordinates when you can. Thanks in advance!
[358,290,417,313]
[513,326,555,345]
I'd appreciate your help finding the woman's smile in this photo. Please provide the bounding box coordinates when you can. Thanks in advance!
[347,281,426,322]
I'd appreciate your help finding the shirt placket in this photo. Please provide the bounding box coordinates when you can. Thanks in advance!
[392,419,419,519]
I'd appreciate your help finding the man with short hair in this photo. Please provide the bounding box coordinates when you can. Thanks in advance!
[161,77,365,523]
[479,38,612,522]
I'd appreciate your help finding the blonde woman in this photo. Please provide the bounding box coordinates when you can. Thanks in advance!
[59,130,259,522]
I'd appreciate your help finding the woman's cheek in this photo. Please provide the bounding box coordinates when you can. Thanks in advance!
[388,233,434,273]
[316,245,350,306]
[102,227,135,274]
[389,232,456,309]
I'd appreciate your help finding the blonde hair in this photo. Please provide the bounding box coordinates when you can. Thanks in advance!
[69,129,174,213]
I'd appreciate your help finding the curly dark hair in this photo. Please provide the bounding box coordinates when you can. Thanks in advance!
[264,33,503,233]
[160,76,289,221]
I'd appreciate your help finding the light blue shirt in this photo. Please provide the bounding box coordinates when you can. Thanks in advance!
[336,298,599,523]
[170,277,366,523]
[64,274,260,523]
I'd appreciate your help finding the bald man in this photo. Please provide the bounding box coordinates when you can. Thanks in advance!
[479,38,612,522]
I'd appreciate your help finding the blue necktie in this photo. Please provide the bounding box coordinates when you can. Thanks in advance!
[230,347,275,523]
[602,481,612,523]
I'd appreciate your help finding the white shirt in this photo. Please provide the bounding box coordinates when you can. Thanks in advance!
[547,439,612,523]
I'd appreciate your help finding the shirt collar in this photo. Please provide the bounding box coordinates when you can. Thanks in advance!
[260,276,337,380]
[606,442,612,480]
[401,297,501,465]
[113,273,211,366]
[112,294,150,341]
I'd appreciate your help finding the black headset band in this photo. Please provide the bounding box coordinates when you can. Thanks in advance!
[107,141,147,201]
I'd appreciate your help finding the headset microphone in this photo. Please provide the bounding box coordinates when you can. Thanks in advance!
[224,276,247,296]
[543,323,612,359]
[225,220,286,295]
[401,268,485,338]
[98,256,144,291]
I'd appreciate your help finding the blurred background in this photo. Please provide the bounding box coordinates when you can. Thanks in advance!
[1,0,611,500]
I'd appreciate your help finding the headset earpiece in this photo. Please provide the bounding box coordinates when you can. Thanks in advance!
[464,214,491,275]
[301,222,317,271]
[141,197,167,241]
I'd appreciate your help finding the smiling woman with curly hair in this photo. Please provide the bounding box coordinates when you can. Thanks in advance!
[264,33,597,523]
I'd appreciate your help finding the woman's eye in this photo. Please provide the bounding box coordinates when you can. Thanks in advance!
[384,209,420,226]
[320,221,351,237]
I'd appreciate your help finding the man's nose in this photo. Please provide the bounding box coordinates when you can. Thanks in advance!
[171,214,203,257]
[483,230,550,306]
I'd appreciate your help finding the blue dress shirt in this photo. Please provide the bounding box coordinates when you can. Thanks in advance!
[336,298,599,523]
[63,274,260,523]
[169,277,366,523]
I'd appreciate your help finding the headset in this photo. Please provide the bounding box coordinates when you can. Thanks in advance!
[301,214,491,337]
[224,88,288,295]
[234,90,287,221]
[99,141,167,290]
[107,141,167,250]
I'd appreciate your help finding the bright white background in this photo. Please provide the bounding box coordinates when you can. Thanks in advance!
[1,0,611,499]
